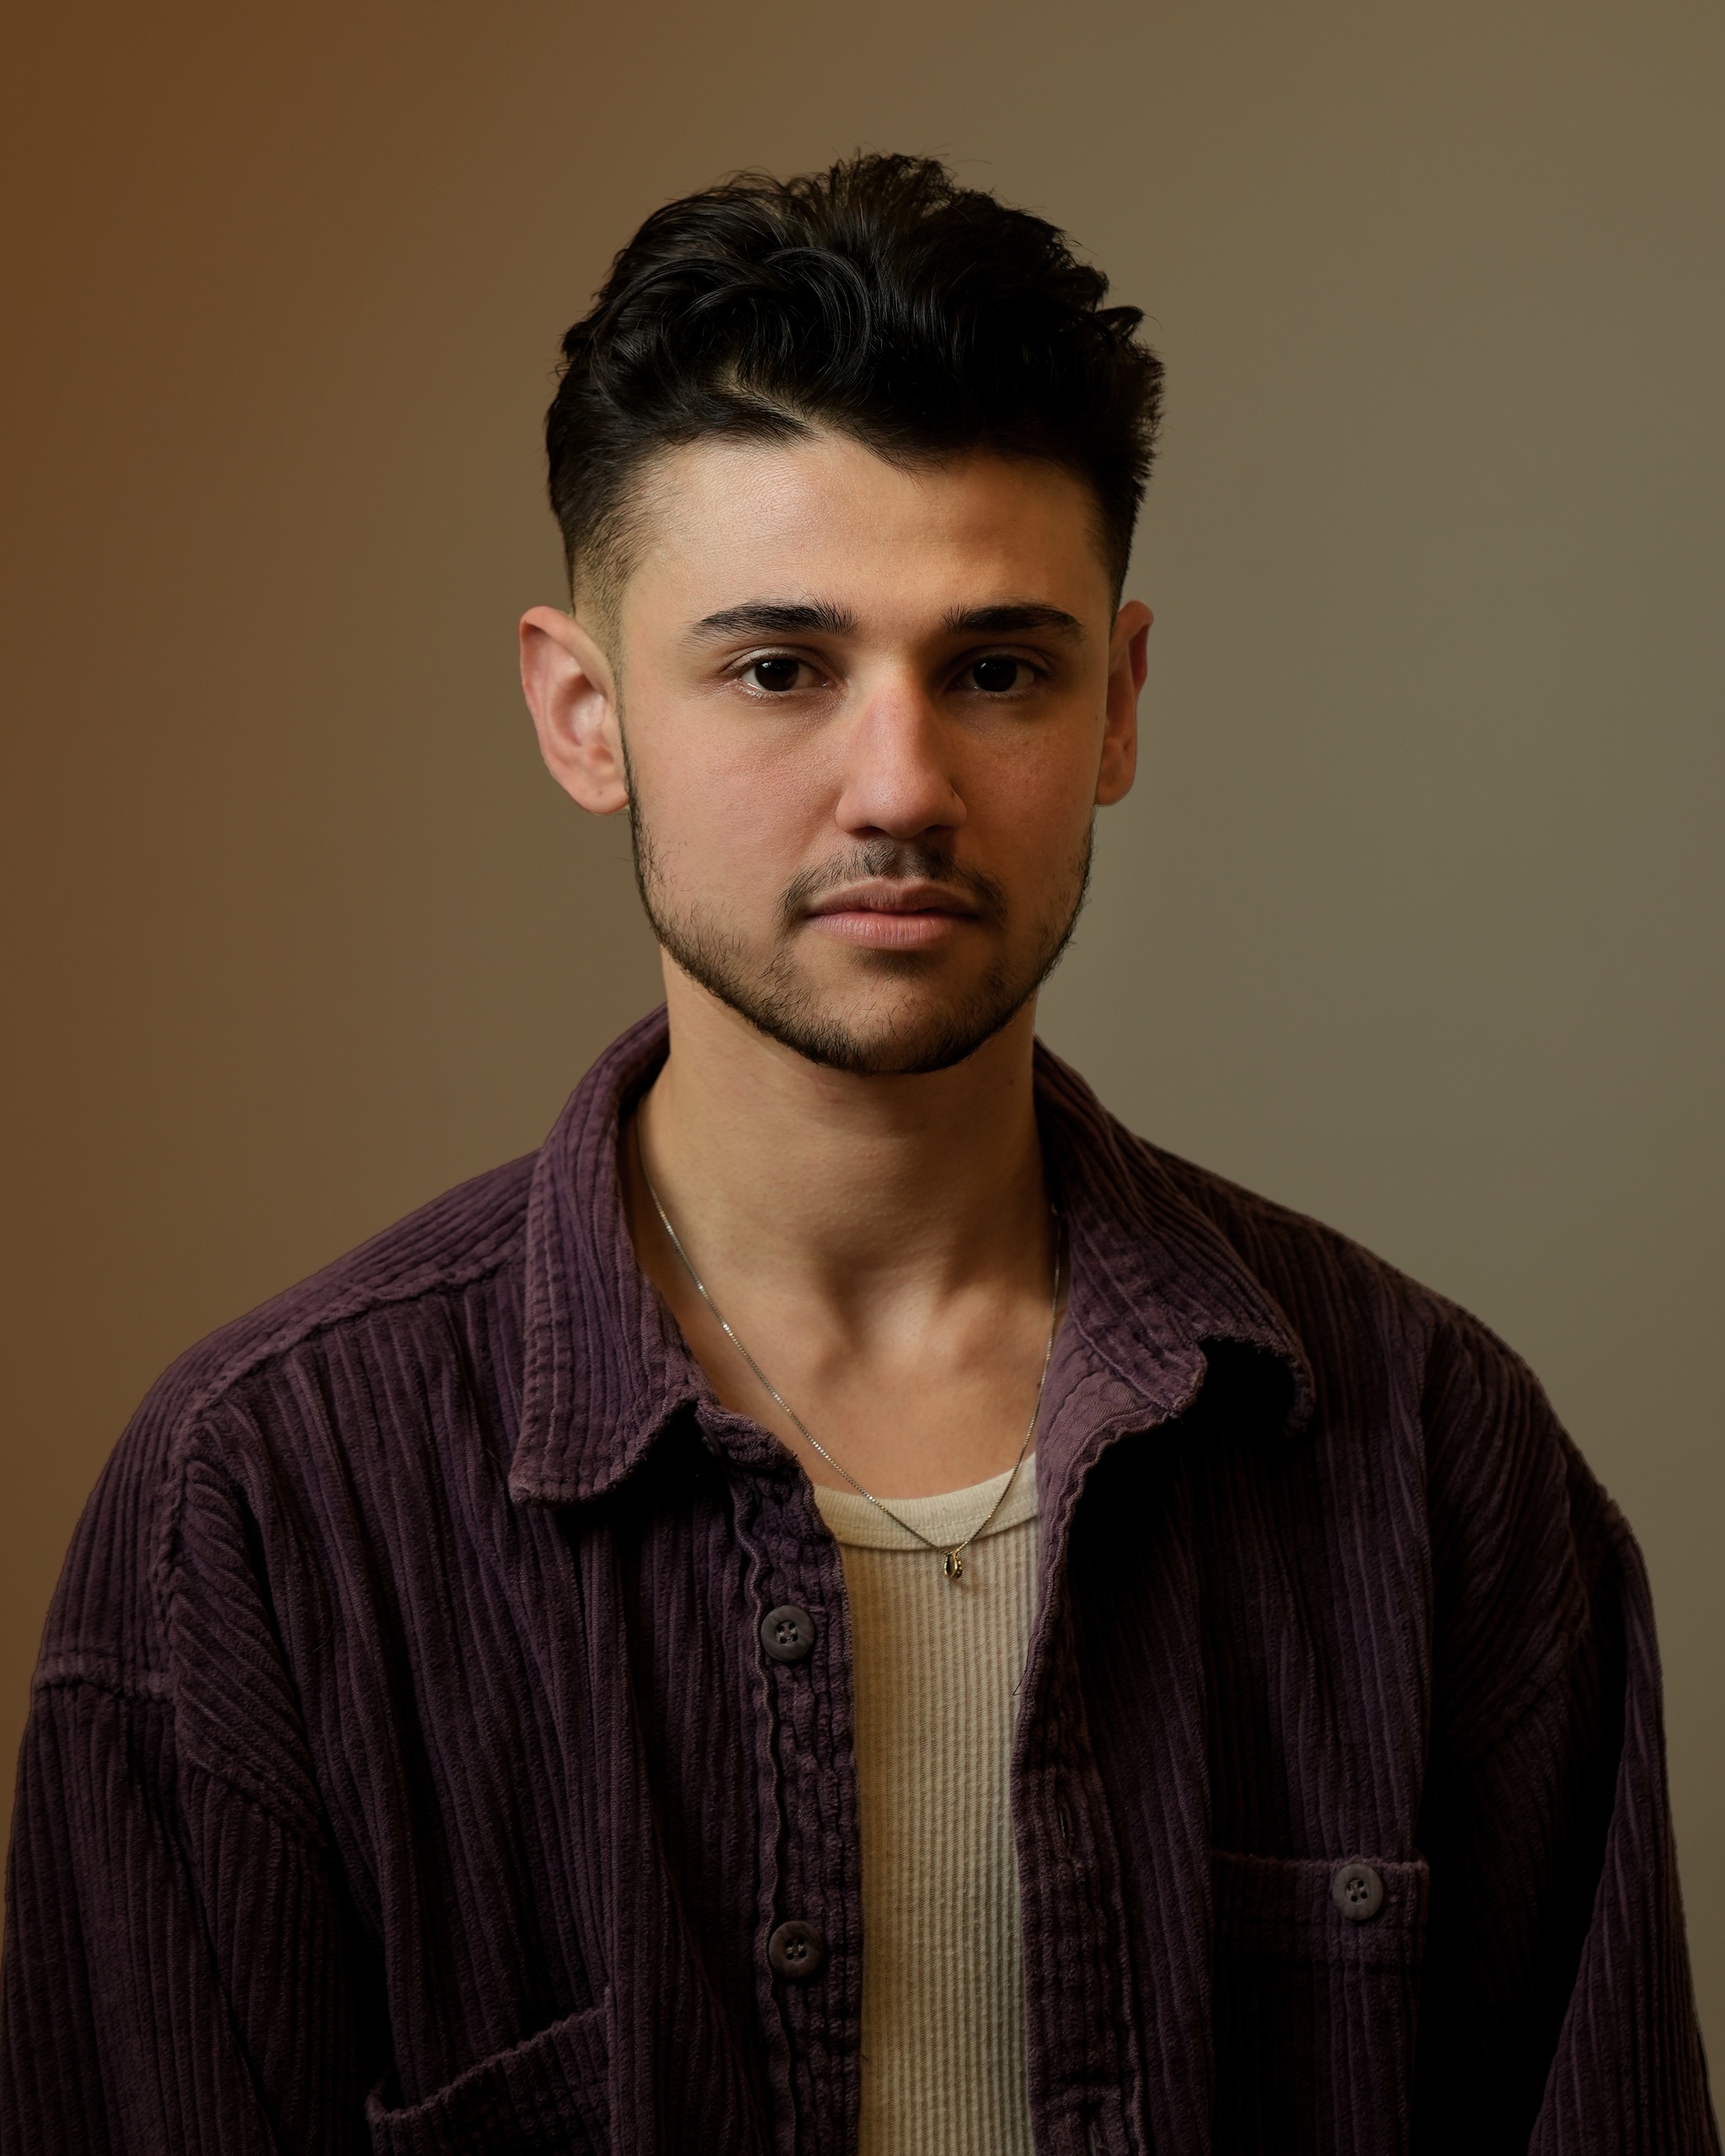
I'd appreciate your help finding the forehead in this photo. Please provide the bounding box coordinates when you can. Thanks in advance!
[612,431,1113,640]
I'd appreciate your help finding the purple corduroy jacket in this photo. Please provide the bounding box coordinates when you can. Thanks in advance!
[2,1011,1717,2155]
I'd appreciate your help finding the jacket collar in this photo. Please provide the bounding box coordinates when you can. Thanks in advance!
[508,1007,1312,1507]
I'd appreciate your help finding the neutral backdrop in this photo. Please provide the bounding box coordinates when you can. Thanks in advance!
[5,0,1721,2074]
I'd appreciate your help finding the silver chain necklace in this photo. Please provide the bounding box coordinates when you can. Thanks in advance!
[641,1161,1063,1582]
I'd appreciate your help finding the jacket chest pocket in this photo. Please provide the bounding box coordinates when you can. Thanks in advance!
[1211,1849,1429,2156]
[366,1995,610,2155]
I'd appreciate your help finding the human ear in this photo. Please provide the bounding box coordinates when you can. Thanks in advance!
[519,606,629,815]
[1096,600,1151,807]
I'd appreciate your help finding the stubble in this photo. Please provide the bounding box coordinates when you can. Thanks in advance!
[625,779,1094,1076]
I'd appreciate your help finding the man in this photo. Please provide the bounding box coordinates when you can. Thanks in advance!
[1,154,1714,2155]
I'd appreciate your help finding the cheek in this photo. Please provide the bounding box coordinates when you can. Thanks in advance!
[634,723,831,883]
[975,737,1098,855]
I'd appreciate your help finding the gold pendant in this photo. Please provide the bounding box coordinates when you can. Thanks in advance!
[943,1548,965,1582]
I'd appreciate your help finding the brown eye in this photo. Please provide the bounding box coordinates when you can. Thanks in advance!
[746,656,804,693]
[969,657,1024,693]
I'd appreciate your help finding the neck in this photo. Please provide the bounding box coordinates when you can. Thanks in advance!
[633,964,1050,1325]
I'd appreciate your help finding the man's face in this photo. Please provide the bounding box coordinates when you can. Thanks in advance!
[526,430,1148,1075]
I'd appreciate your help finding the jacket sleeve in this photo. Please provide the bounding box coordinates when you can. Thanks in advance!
[1411,1313,1718,2153]
[1,1401,380,2154]
[1529,1511,1720,2151]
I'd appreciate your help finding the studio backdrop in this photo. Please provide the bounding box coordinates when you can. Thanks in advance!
[4,0,1721,2066]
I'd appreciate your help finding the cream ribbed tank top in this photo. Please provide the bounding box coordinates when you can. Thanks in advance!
[810,1464,1039,2156]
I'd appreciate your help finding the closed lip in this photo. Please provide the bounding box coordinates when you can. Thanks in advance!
[802,878,980,919]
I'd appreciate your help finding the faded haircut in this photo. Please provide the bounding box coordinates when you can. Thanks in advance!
[544,153,1163,624]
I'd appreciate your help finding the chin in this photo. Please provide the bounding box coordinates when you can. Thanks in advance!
[688,942,1034,1076]
[756,994,1027,1077]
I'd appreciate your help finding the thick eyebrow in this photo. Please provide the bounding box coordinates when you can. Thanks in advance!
[687,600,857,643]
[941,603,1085,643]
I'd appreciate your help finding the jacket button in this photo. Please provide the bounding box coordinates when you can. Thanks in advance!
[767,1919,827,1979]
[760,1604,817,1663]
[1331,1860,1385,1922]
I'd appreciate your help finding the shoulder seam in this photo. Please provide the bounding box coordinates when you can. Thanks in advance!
[171,1210,526,1439]
[30,1652,332,1855]
[147,1209,526,1646]
[40,1654,340,1855]
[1147,1139,1418,1278]
[33,1651,171,1704]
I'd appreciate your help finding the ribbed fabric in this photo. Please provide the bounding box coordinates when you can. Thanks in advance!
[1,1007,1717,2154]
[811,1465,1039,2156]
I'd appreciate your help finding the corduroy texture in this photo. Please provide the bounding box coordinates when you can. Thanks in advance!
[2,1008,1717,2154]
[810,1466,1040,2156]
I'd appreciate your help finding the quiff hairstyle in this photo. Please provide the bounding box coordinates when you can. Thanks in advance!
[544,153,1163,620]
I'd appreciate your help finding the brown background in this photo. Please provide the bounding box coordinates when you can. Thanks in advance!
[5,0,1721,2072]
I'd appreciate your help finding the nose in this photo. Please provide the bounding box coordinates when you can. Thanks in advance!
[831,675,966,841]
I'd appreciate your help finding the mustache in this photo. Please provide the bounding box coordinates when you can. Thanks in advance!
[778,842,1009,925]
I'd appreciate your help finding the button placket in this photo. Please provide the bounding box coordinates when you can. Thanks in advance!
[737,1476,862,2148]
